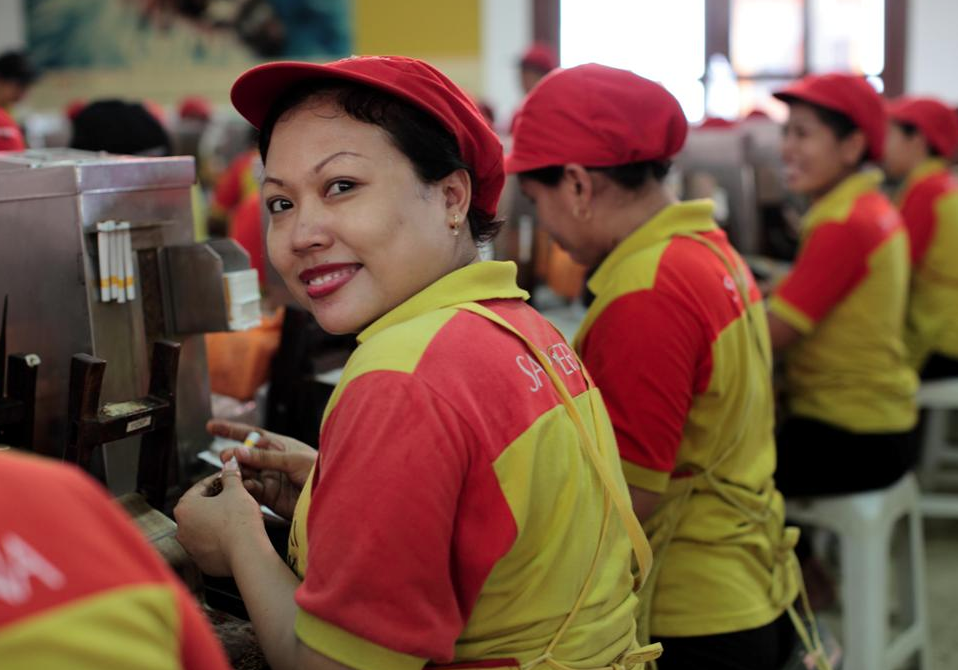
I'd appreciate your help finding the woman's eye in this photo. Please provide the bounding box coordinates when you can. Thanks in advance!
[267,198,293,214]
[326,180,356,197]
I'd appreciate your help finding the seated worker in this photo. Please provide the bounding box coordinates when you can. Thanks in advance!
[884,96,958,379]
[0,50,37,151]
[70,99,173,156]
[0,450,231,670]
[207,142,260,237]
[174,55,660,670]
[768,74,919,497]
[508,63,803,670]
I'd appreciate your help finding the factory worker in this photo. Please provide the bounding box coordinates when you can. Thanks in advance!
[768,74,919,498]
[174,55,660,670]
[884,96,958,378]
[0,450,231,670]
[508,63,804,670]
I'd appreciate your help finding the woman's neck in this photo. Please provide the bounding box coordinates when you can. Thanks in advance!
[600,183,678,254]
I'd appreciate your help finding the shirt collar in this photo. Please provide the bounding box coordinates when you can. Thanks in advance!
[588,199,717,296]
[357,261,529,344]
[804,169,884,233]
[899,158,950,202]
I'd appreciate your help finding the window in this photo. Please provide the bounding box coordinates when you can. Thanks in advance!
[560,0,707,121]
[555,0,893,123]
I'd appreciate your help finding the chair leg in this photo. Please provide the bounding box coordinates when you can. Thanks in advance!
[841,521,889,670]
[907,505,931,670]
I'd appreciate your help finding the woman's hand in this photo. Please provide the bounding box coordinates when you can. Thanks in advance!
[174,458,265,577]
[209,420,317,520]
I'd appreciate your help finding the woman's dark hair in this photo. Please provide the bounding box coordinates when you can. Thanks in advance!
[893,120,942,157]
[519,160,672,190]
[70,100,172,156]
[258,81,502,243]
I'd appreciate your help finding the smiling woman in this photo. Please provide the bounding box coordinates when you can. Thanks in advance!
[172,56,659,670]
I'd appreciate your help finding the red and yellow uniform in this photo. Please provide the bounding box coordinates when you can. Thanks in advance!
[573,200,797,638]
[209,149,259,221]
[769,170,918,432]
[897,158,958,369]
[286,261,644,670]
[0,452,230,670]
[0,108,25,151]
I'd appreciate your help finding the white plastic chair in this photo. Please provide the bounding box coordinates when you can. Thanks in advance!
[786,473,930,670]
[916,378,958,518]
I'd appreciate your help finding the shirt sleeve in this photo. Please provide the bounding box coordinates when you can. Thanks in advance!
[769,221,870,334]
[294,371,477,669]
[580,290,709,494]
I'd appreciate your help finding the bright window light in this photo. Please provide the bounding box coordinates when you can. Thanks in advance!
[561,0,706,119]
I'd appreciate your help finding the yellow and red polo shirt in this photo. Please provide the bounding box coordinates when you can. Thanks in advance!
[0,108,25,152]
[287,261,640,670]
[210,149,259,220]
[769,170,918,432]
[897,158,958,368]
[0,452,230,670]
[574,200,796,638]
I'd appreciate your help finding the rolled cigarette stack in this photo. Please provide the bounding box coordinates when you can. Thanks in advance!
[119,221,135,301]
[96,221,113,302]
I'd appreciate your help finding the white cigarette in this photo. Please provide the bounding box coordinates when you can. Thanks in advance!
[112,222,125,304]
[120,222,135,300]
[96,221,112,302]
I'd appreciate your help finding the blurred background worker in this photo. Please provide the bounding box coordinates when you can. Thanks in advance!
[0,50,35,151]
[768,74,919,501]
[508,64,803,670]
[518,42,558,95]
[884,96,958,380]
[0,450,232,670]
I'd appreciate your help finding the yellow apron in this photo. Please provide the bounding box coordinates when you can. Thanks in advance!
[632,234,830,670]
[440,302,664,670]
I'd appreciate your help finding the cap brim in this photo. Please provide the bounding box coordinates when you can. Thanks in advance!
[503,152,551,175]
[232,61,420,130]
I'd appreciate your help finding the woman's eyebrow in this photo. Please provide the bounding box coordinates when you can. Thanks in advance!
[263,151,366,187]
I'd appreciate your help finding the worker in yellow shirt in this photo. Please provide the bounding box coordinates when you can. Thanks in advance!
[174,55,659,670]
[508,63,807,670]
[768,74,919,500]
[884,96,958,379]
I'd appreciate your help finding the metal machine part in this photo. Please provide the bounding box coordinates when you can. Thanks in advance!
[0,149,248,494]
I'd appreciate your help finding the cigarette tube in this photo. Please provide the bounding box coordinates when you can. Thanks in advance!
[243,431,261,448]
[106,221,119,301]
[113,223,126,304]
[120,221,135,300]
[96,221,112,302]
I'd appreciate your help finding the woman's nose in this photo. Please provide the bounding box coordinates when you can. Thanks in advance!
[290,207,334,252]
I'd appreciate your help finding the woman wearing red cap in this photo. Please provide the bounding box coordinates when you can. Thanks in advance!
[884,96,958,378]
[767,74,918,500]
[508,63,804,670]
[173,56,659,670]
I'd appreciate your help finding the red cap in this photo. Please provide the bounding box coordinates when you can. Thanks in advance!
[64,99,86,121]
[179,95,213,122]
[887,96,958,158]
[506,64,688,174]
[231,56,504,218]
[520,43,558,73]
[774,73,886,161]
[699,116,738,130]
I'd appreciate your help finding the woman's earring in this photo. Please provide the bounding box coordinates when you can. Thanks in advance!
[450,213,461,236]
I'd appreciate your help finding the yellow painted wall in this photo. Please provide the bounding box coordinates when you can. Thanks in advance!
[354,0,480,57]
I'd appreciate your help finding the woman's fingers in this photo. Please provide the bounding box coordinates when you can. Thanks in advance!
[206,419,266,443]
